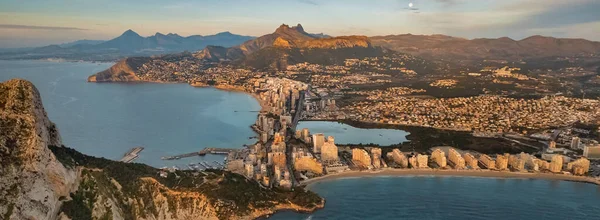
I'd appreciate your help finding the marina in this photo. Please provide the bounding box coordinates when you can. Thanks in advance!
[119,147,144,163]
[161,147,240,160]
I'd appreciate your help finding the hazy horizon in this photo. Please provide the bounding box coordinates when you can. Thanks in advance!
[1,0,599,48]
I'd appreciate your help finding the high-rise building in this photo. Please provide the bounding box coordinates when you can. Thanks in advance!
[584,145,600,159]
[548,141,556,149]
[352,148,372,168]
[273,132,284,144]
[464,153,479,169]
[312,133,325,153]
[535,159,551,171]
[260,164,267,175]
[274,165,282,182]
[508,154,525,171]
[520,153,539,171]
[409,155,417,168]
[567,157,590,176]
[388,149,409,168]
[267,152,274,165]
[302,128,310,140]
[247,153,257,165]
[416,154,429,168]
[448,148,466,169]
[272,152,287,168]
[260,131,268,143]
[321,137,339,162]
[244,163,254,178]
[271,142,286,153]
[371,148,382,169]
[294,157,323,174]
[570,137,581,149]
[431,149,447,168]
[478,154,495,169]
[495,154,509,171]
[549,154,564,173]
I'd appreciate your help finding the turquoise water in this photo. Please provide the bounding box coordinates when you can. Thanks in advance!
[297,121,409,145]
[0,60,260,167]
[271,176,600,220]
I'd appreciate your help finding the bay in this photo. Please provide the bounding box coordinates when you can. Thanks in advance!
[0,60,260,167]
[270,176,600,220]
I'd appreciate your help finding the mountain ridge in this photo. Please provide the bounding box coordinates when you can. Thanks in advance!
[370,33,600,62]
[0,30,256,61]
[194,23,376,64]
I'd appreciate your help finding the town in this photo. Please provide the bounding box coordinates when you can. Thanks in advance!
[155,73,600,189]
[127,53,600,188]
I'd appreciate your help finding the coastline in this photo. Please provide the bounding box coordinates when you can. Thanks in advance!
[90,79,269,112]
[301,168,600,187]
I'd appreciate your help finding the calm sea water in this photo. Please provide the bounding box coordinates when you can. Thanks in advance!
[0,60,260,167]
[297,121,409,145]
[271,176,600,220]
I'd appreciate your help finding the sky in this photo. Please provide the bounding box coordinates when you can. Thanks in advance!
[0,0,599,48]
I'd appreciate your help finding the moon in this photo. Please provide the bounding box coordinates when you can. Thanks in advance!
[409,2,414,8]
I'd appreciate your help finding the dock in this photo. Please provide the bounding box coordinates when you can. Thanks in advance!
[161,147,240,160]
[120,147,144,163]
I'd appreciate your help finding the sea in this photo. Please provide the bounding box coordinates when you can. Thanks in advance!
[2,60,599,219]
[0,60,260,167]
[270,176,600,220]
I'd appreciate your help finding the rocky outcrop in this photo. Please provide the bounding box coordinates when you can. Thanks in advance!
[88,57,150,82]
[0,79,77,220]
[1,79,324,219]
[195,24,378,64]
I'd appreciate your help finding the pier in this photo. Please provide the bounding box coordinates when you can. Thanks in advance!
[161,147,240,160]
[120,147,144,163]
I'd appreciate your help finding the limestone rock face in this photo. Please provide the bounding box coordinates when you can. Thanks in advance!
[0,79,77,220]
[88,57,150,82]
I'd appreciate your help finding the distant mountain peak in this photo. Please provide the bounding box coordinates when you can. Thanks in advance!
[216,31,234,36]
[295,23,304,32]
[275,23,307,34]
[121,29,142,38]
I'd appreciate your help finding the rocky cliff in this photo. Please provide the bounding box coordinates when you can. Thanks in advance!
[0,79,324,219]
[0,79,77,220]
[88,57,150,82]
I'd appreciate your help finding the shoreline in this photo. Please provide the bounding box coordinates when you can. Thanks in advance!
[301,169,600,187]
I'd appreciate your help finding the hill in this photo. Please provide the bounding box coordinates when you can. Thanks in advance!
[370,34,600,62]
[195,24,384,69]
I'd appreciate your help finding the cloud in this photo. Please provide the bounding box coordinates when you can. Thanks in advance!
[297,0,318,6]
[0,24,88,31]
[516,1,600,29]
[435,0,458,6]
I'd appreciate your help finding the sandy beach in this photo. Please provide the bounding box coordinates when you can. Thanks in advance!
[302,168,600,186]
